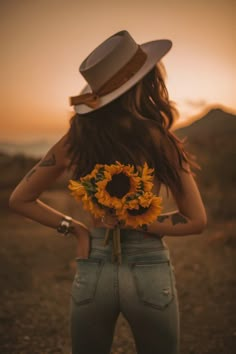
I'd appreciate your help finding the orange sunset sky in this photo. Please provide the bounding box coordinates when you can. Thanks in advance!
[1,0,235,142]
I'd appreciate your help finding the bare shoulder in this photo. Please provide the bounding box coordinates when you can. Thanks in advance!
[51,132,71,168]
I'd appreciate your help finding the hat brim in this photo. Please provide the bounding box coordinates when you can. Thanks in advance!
[74,39,172,115]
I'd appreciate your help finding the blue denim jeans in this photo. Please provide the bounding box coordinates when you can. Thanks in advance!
[70,228,180,354]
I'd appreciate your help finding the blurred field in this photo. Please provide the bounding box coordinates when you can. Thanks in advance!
[0,107,235,353]
[0,186,235,354]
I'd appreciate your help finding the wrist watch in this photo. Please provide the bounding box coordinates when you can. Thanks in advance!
[57,215,75,237]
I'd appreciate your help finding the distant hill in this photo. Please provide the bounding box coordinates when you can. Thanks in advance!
[175,108,236,140]
[175,108,236,220]
[174,107,236,153]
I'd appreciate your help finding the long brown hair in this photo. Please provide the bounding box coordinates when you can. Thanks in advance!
[64,61,200,197]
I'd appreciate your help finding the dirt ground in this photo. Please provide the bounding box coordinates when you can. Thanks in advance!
[0,189,235,354]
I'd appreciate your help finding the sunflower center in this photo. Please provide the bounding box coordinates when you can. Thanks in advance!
[127,205,149,216]
[106,173,131,198]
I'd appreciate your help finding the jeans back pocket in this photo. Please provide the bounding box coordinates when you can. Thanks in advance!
[130,259,174,310]
[71,258,104,306]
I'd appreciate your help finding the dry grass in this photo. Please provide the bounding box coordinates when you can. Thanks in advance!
[0,187,235,354]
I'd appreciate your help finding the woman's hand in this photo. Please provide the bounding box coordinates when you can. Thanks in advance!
[71,214,120,259]
[92,213,164,237]
[93,213,120,229]
[92,209,122,229]
[71,221,91,259]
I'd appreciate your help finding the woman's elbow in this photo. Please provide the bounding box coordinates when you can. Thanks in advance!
[8,195,22,212]
[8,198,17,211]
[194,216,208,234]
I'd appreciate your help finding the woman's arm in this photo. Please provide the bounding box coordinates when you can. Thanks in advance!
[138,210,204,236]
[8,133,87,233]
[138,161,208,236]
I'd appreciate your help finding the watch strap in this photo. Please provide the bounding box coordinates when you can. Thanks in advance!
[57,216,74,236]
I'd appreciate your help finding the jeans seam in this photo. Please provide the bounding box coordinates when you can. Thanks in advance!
[117,264,120,310]
[113,263,119,309]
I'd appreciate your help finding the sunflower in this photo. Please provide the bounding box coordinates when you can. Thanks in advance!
[138,191,155,208]
[116,195,163,228]
[82,196,105,218]
[68,179,87,201]
[80,164,104,182]
[95,161,140,209]
[137,161,155,192]
[68,161,162,226]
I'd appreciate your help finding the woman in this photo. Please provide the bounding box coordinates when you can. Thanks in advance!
[9,30,207,354]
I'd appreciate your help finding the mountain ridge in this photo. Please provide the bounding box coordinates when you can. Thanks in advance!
[174,107,236,140]
[0,107,235,158]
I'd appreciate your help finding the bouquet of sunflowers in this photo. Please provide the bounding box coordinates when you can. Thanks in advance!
[68,161,163,264]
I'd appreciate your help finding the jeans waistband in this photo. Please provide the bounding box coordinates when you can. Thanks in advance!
[89,227,165,247]
[75,227,168,264]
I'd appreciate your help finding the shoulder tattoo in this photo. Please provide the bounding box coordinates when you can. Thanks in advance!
[39,153,56,167]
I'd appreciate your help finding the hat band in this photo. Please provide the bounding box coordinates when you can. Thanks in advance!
[69,46,147,109]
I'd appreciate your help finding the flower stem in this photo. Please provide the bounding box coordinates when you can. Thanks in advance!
[113,226,122,265]
[103,226,122,264]
[103,228,110,246]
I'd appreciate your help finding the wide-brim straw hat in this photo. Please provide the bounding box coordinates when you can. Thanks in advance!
[69,30,172,115]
